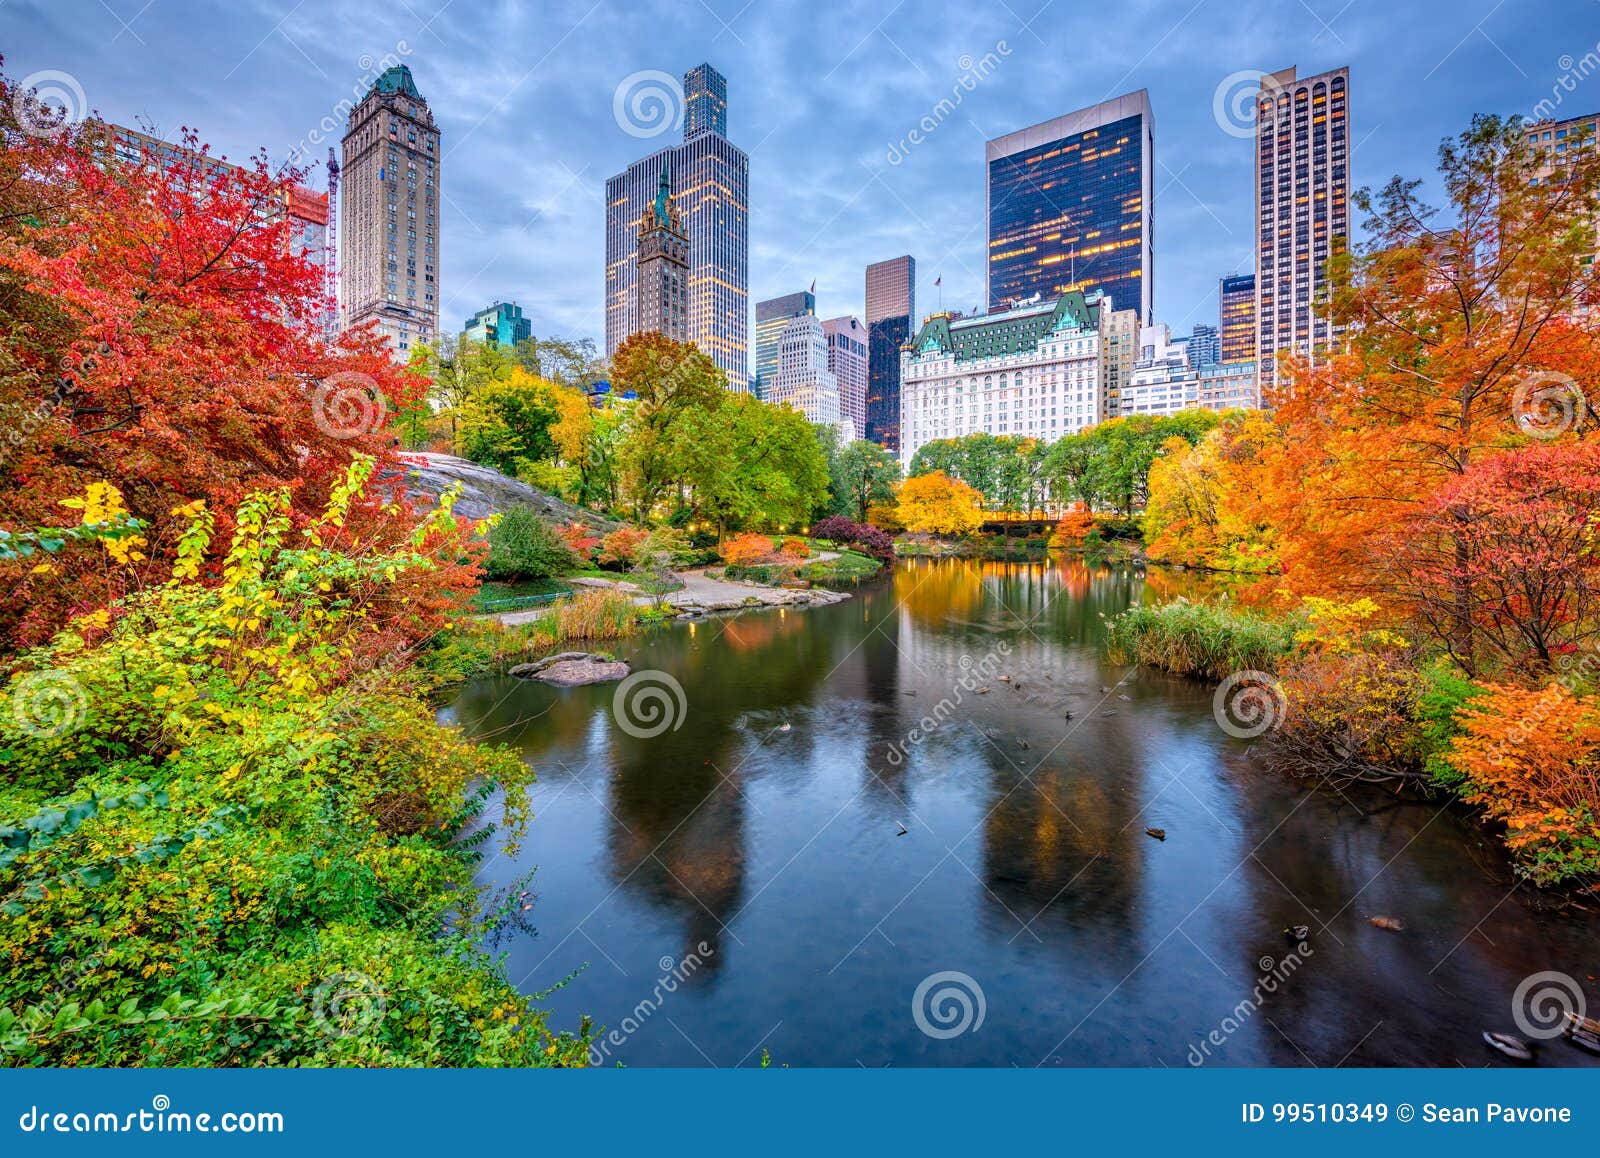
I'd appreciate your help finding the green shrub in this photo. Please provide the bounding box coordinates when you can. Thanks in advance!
[1413,659,1488,791]
[485,506,577,581]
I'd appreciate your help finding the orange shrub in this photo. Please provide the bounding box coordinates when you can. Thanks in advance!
[1048,504,1096,549]
[721,533,775,566]
[1444,682,1600,886]
[777,537,809,560]
[597,526,650,566]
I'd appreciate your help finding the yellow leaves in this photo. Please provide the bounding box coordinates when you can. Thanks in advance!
[30,561,53,575]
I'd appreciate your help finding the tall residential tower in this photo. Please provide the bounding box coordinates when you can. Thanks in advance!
[340,65,440,357]
[1254,65,1349,392]
[605,63,749,391]
[865,255,915,453]
[985,92,1154,323]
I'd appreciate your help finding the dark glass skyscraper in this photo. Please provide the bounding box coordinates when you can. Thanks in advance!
[985,91,1153,323]
[865,255,915,454]
[683,63,727,139]
[753,289,815,397]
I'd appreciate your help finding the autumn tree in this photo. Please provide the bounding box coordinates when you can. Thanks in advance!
[1257,115,1600,670]
[1143,411,1281,572]
[610,332,724,522]
[0,69,431,647]
[897,471,985,536]
[453,367,562,474]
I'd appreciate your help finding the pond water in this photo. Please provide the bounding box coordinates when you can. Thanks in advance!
[443,558,1600,1068]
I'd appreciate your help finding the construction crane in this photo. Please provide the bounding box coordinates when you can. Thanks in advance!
[324,146,340,336]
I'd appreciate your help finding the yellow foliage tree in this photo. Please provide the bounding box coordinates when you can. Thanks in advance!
[1143,411,1281,572]
[897,471,985,536]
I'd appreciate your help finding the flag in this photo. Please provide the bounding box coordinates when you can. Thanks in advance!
[809,279,816,294]
[935,276,942,287]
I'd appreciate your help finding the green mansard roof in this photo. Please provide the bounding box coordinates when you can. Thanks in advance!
[909,292,1100,363]
[367,65,423,102]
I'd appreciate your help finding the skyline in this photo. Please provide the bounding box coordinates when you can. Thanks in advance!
[5,0,1597,353]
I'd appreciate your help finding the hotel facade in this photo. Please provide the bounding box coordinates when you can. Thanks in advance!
[898,293,1105,467]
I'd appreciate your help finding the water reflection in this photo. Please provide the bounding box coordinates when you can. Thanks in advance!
[450,558,1600,1068]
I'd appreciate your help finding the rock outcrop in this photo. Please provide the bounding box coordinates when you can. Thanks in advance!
[398,452,619,531]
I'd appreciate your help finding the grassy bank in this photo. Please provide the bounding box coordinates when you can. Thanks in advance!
[425,588,644,684]
[1104,600,1297,679]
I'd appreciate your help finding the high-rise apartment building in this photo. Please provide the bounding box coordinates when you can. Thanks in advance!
[754,290,815,397]
[1218,273,1257,365]
[605,63,749,392]
[769,315,845,434]
[1097,299,1139,418]
[1254,65,1349,392]
[1120,323,1260,415]
[823,316,869,440]
[463,301,531,349]
[865,255,915,453]
[340,65,440,357]
[1187,323,1220,368]
[635,165,690,343]
[986,92,1154,323]
[1525,113,1598,318]
[898,293,1103,467]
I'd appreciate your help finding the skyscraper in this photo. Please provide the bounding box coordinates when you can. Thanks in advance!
[635,165,690,343]
[823,316,869,439]
[986,91,1154,323]
[865,255,915,453]
[606,63,749,391]
[1187,323,1220,368]
[769,315,844,433]
[683,63,728,139]
[1254,65,1349,392]
[1218,273,1257,365]
[463,301,531,349]
[754,289,815,397]
[340,65,440,357]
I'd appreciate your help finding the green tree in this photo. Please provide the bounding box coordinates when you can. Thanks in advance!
[831,439,902,522]
[682,394,829,537]
[611,333,726,522]
[454,368,561,474]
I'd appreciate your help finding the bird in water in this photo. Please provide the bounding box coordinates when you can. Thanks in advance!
[1145,827,1166,841]
[1482,1032,1533,1061]
[1283,925,1311,944]
[895,821,909,836]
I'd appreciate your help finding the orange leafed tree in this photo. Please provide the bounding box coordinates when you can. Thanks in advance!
[1244,115,1600,671]
[0,63,452,648]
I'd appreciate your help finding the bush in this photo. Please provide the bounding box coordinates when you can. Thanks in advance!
[556,521,601,561]
[597,526,651,568]
[1104,600,1298,680]
[811,515,893,563]
[721,533,774,567]
[485,506,577,580]
[1276,649,1427,783]
[777,537,810,560]
[1048,504,1096,550]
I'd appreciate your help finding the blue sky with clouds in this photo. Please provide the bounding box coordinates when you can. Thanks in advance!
[5,0,1598,347]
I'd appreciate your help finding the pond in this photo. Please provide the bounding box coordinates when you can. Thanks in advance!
[443,558,1600,1068]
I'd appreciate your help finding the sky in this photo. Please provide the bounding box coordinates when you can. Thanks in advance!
[5,0,1599,349]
